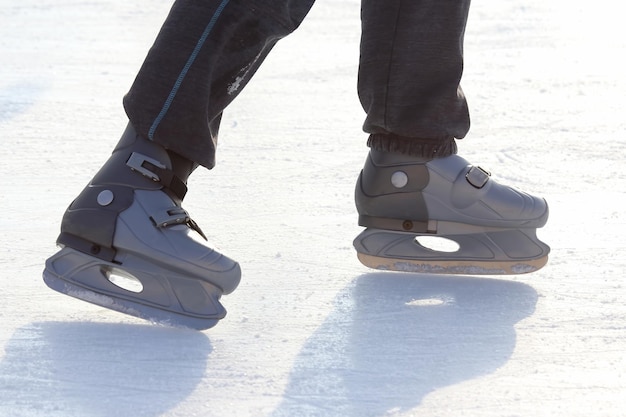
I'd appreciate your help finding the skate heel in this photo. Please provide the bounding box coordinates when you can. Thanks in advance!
[44,247,233,330]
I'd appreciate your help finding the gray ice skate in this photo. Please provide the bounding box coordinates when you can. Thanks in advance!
[354,150,550,274]
[43,124,241,330]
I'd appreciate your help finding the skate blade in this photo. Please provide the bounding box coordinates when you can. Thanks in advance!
[43,247,228,330]
[354,228,550,275]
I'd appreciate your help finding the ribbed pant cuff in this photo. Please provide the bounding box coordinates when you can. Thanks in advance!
[367,134,457,158]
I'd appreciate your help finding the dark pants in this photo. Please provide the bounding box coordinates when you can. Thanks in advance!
[123,0,471,169]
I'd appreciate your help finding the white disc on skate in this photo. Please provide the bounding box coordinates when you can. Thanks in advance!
[97,189,115,206]
[390,170,409,188]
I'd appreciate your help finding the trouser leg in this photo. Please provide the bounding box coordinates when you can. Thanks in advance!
[123,0,316,168]
[359,0,472,157]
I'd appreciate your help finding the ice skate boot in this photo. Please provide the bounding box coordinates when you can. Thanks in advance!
[354,150,550,274]
[43,124,241,329]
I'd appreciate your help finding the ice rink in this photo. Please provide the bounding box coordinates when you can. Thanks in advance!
[1,0,625,416]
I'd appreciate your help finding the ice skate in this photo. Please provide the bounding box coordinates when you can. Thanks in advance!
[354,150,550,274]
[43,124,241,330]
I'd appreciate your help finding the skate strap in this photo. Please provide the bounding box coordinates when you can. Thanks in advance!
[57,232,117,262]
[358,214,438,233]
[127,152,188,200]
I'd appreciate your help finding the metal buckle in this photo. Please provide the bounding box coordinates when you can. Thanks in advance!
[150,207,208,240]
[151,207,190,228]
[465,165,491,189]
[126,152,166,182]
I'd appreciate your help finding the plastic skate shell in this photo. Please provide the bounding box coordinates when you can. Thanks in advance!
[43,124,241,329]
[354,151,550,275]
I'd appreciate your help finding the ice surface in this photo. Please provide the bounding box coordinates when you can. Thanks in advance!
[1,0,625,416]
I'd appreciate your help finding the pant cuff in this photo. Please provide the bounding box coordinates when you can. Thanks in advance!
[367,134,457,158]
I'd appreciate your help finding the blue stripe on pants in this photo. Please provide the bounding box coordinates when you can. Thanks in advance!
[148,0,231,140]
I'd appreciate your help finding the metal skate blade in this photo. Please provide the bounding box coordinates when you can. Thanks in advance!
[354,228,550,275]
[356,252,549,275]
[42,246,229,330]
[43,268,222,330]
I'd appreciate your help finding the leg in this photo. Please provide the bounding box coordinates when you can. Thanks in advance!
[44,0,316,329]
[124,0,316,169]
[353,0,550,274]
[359,0,471,157]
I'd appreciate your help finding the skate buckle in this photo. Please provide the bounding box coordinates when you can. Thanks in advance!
[150,207,208,240]
[151,207,191,228]
[126,152,166,182]
[465,166,491,189]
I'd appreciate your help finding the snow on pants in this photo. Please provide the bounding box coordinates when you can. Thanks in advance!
[123,0,472,169]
